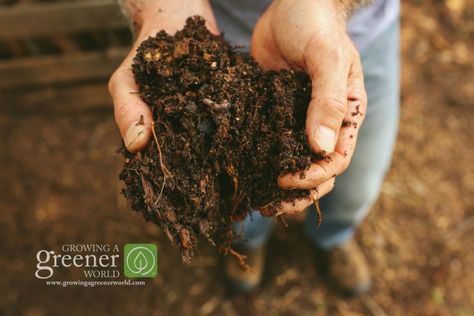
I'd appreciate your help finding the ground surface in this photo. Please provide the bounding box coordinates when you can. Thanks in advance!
[1,2,473,315]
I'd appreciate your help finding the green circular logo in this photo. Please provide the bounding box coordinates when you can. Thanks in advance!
[124,244,157,278]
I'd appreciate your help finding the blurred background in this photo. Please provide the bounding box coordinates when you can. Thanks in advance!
[0,0,473,315]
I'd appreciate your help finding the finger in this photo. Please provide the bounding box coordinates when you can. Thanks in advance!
[347,49,368,110]
[278,95,365,190]
[279,49,366,190]
[305,42,351,155]
[276,177,336,215]
[109,60,153,153]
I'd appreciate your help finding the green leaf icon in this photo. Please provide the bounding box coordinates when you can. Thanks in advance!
[124,244,157,278]
[133,251,147,273]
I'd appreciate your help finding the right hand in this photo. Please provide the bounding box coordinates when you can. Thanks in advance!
[251,0,367,215]
[108,1,219,152]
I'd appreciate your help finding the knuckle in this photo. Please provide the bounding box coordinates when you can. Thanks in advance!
[324,96,347,120]
[326,45,345,63]
[355,87,367,101]
[308,36,343,57]
[305,38,346,68]
[351,88,368,108]
[305,35,324,53]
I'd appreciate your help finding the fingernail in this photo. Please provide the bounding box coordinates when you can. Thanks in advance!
[124,121,145,150]
[314,125,336,154]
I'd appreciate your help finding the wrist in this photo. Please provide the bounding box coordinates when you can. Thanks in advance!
[336,0,374,17]
[119,0,218,37]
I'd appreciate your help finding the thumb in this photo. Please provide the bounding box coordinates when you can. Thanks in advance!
[305,45,350,155]
[109,60,153,153]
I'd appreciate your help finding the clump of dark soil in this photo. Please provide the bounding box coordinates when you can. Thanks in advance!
[120,17,320,262]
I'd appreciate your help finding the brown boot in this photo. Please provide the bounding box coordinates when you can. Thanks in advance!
[224,246,266,293]
[318,239,371,296]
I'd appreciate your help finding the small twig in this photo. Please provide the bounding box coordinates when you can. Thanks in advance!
[229,248,251,271]
[226,165,238,198]
[155,176,166,205]
[151,122,172,178]
[260,200,275,210]
[151,122,172,204]
[276,213,288,228]
[310,189,323,227]
[231,191,246,214]
[275,210,286,217]
[227,164,246,214]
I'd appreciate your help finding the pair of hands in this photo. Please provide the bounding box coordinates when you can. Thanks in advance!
[109,0,367,215]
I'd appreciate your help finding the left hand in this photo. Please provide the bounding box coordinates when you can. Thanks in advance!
[251,0,367,214]
[109,1,219,153]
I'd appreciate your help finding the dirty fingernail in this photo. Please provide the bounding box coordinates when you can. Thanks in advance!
[314,125,336,154]
[124,121,145,150]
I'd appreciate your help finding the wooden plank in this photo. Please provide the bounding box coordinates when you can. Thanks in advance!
[49,35,80,54]
[1,83,112,112]
[0,0,129,39]
[0,47,128,89]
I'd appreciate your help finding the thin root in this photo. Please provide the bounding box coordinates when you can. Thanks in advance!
[229,248,251,271]
[226,165,238,197]
[274,210,285,217]
[276,213,288,228]
[152,122,172,177]
[231,191,246,214]
[227,164,245,213]
[310,189,323,227]
[151,122,172,204]
[155,176,166,205]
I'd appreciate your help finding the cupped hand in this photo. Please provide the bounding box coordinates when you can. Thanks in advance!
[251,0,367,214]
[109,1,219,152]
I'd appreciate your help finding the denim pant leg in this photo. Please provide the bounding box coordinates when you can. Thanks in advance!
[233,20,400,251]
[232,210,274,250]
[305,20,401,249]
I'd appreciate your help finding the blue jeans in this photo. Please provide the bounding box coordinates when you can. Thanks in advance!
[233,20,400,250]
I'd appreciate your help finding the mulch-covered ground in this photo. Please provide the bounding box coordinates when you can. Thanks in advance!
[1,1,473,315]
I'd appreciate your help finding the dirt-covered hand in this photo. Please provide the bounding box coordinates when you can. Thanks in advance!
[251,0,367,214]
[109,1,218,152]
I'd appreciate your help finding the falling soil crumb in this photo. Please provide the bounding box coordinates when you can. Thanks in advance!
[119,17,322,262]
[351,104,362,116]
[342,120,352,128]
